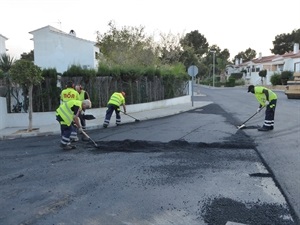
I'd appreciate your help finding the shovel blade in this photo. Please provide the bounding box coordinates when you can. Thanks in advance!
[237,124,246,129]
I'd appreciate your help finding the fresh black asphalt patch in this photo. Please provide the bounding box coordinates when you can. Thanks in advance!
[0,104,296,224]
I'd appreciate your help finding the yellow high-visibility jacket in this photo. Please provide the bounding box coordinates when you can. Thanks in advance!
[108,92,125,107]
[61,88,79,103]
[254,86,277,107]
[56,100,82,126]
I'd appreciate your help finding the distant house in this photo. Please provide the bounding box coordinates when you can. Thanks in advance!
[228,43,300,85]
[0,34,8,55]
[29,25,100,74]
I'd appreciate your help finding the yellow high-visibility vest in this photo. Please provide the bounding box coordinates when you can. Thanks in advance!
[56,100,82,125]
[108,92,125,106]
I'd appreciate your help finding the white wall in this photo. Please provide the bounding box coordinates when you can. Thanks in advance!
[32,26,99,73]
[0,95,191,129]
[0,34,8,55]
[0,97,7,129]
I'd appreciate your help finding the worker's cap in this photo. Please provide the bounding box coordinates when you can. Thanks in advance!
[82,99,91,109]
[247,85,254,92]
[121,91,126,96]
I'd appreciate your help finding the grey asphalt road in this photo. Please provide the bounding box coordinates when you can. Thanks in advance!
[0,86,298,225]
[195,85,300,224]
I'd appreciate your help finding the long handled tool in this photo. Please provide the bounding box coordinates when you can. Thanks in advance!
[121,111,140,122]
[237,106,264,130]
[81,130,98,147]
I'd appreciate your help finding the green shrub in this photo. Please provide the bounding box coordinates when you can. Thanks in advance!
[225,77,235,87]
[230,73,243,80]
[270,73,281,85]
[235,79,245,86]
[281,71,293,85]
[259,69,267,77]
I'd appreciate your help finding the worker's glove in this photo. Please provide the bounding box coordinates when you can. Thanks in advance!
[78,127,83,133]
[265,101,269,106]
[256,108,261,113]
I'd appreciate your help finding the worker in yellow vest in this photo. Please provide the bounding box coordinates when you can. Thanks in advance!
[248,85,277,131]
[75,84,90,130]
[103,92,126,128]
[60,81,79,103]
[56,99,91,150]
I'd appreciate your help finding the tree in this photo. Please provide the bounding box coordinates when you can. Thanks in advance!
[258,69,267,85]
[158,32,184,65]
[0,53,15,112]
[180,30,209,57]
[20,50,34,61]
[270,29,300,55]
[233,48,257,63]
[10,60,43,131]
[96,20,159,67]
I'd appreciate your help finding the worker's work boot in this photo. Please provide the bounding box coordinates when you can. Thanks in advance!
[70,144,77,149]
[103,124,108,128]
[60,144,73,150]
[71,137,79,142]
[257,126,271,131]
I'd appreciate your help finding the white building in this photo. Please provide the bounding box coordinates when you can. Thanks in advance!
[0,34,8,55]
[230,43,300,85]
[29,25,100,74]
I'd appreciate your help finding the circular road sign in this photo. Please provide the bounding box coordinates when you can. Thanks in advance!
[188,65,198,77]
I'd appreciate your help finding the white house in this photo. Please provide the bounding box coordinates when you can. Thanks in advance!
[29,25,100,74]
[231,43,300,85]
[0,34,8,55]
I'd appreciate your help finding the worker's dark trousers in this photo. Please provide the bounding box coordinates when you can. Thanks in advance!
[103,104,121,126]
[60,122,77,145]
[263,99,277,129]
[60,124,73,145]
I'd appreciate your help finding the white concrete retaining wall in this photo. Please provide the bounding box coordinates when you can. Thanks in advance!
[0,95,191,128]
[0,97,7,130]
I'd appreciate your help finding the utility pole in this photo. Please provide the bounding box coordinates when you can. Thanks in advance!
[210,50,216,87]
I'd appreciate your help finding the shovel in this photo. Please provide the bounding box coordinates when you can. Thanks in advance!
[121,111,140,122]
[81,130,98,147]
[237,106,264,130]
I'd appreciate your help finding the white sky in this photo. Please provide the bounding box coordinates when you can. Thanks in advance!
[1,0,300,60]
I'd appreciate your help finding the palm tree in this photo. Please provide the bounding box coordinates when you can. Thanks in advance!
[0,53,15,112]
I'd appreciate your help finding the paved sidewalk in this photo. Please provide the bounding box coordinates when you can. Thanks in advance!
[0,101,212,140]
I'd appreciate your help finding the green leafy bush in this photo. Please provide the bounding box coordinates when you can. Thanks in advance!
[230,73,243,79]
[270,73,281,85]
[225,77,235,87]
[281,71,293,85]
[259,69,267,77]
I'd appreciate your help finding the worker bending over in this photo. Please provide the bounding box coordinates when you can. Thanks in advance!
[103,92,126,128]
[247,85,277,131]
[56,99,91,150]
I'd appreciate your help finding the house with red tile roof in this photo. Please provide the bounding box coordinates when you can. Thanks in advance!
[228,43,300,85]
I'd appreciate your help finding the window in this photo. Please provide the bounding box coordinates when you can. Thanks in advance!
[95,52,99,59]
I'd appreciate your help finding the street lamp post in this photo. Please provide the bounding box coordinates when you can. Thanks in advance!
[210,50,216,87]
